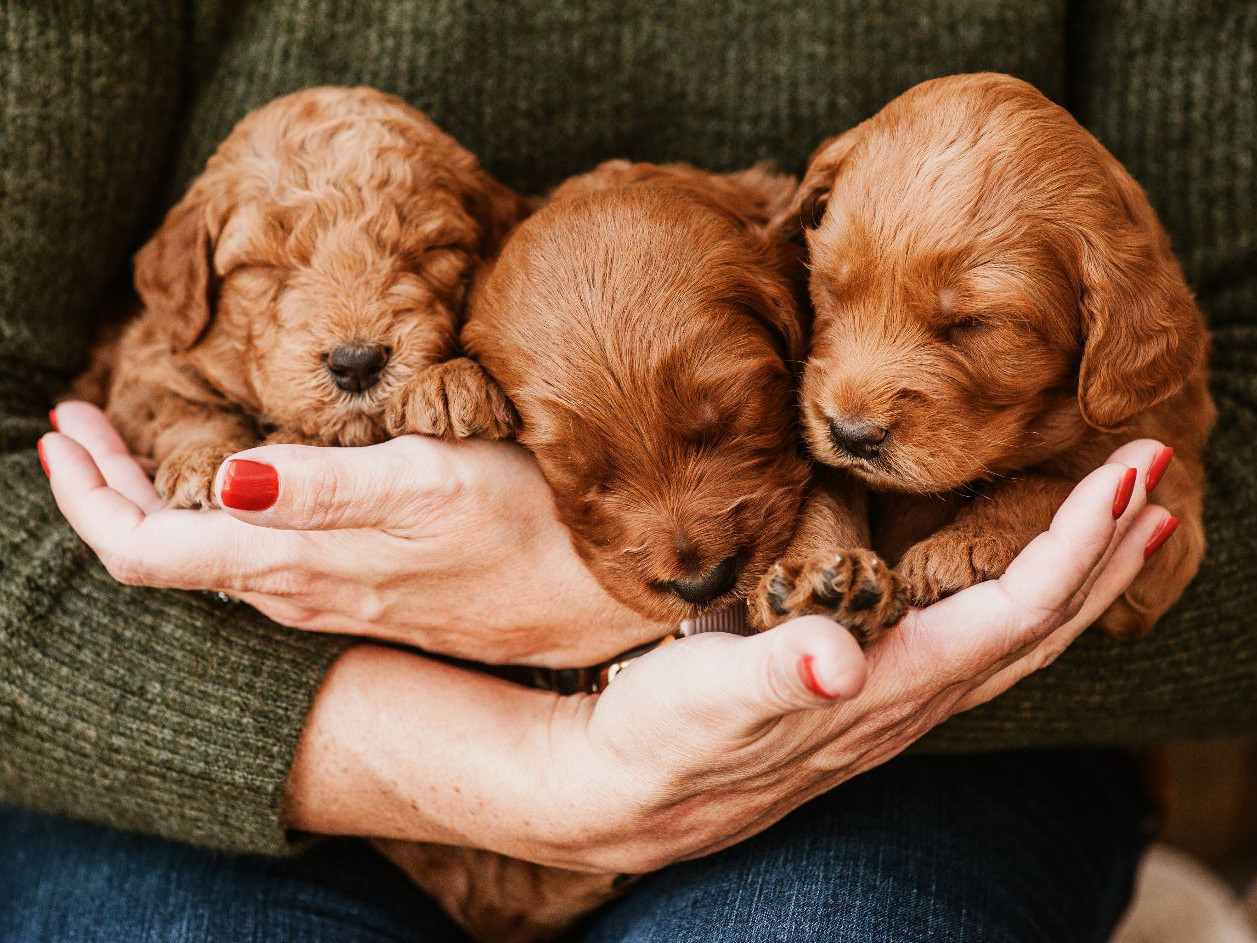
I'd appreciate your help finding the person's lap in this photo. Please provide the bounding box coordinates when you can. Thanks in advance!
[0,750,1153,943]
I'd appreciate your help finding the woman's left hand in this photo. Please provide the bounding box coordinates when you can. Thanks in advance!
[42,401,665,668]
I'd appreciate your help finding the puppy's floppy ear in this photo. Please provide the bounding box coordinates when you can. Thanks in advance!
[772,125,864,242]
[134,196,214,352]
[1076,156,1207,431]
[467,172,534,257]
[729,264,807,366]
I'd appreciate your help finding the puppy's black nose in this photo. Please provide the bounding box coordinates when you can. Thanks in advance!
[326,344,389,393]
[829,416,888,459]
[666,554,741,605]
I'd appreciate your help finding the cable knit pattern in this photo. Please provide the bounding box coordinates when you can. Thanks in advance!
[0,0,1252,853]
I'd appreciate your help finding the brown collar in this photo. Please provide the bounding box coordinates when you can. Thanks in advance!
[529,604,752,695]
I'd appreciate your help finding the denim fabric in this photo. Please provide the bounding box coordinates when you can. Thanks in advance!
[0,750,1151,943]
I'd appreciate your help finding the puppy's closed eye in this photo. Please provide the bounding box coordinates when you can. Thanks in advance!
[943,315,984,343]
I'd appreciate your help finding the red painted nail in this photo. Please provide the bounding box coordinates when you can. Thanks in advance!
[48,409,59,431]
[1144,516,1179,559]
[1112,466,1137,519]
[219,459,278,511]
[37,439,50,478]
[1146,446,1174,494]
[797,654,837,700]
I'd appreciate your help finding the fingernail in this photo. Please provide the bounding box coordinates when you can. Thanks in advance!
[1144,516,1179,559]
[1146,446,1174,494]
[797,654,837,700]
[1112,466,1137,519]
[36,439,49,478]
[48,409,59,431]
[219,459,278,511]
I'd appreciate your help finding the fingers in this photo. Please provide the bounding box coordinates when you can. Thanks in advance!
[996,459,1146,620]
[878,442,1170,695]
[51,401,163,512]
[41,432,149,559]
[42,431,301,591]
[718,615,868,724]
[957,503,1172,710]
[212,436,461,531]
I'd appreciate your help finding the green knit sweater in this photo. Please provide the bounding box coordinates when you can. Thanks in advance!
[1,0,1254,856]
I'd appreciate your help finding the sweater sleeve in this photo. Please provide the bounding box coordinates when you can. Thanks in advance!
[926,0,1257,750]
[0,2,351,855]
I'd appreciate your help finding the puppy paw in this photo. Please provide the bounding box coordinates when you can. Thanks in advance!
[154,443,238,509]
[752,548,908,646]
[387,358,517,440]
[895,531,1021,607]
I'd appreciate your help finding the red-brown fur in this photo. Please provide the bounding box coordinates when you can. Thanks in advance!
[434,159,819,627]
[84,86,528,506]
[394,160,914,941]
[771,73,1213,637]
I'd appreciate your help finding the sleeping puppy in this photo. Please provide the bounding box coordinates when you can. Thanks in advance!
[380,159,906,941]
[769,73,1213,638]
[84,86,527,507]
[402,158,903,634]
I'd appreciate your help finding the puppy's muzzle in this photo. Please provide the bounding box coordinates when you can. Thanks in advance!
[665,553,741,604]
[828,415,888,460]
[326,344,389,393]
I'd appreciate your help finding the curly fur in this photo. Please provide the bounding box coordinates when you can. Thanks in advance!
[84,86,528,506]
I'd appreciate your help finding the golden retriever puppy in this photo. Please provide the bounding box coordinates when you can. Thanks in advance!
[87,86,527,507]
[770,73,1213,638]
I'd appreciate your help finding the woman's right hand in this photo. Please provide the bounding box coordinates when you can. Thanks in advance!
[289,441,1174,872]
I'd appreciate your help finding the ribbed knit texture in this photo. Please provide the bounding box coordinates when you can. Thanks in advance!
[0,0,1252,853]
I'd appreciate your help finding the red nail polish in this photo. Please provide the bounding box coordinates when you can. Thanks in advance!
[48,409,58,431]
[1112,466,1136,519]
[219,459,278,511]
[797,654,837,700]
[1146,446,1174,494]
[1144,516,1179,559]
[37,440,50,477]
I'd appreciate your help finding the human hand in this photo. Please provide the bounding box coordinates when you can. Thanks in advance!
[287,441,1174,874]
[529,441,1172,871]
[42,401,664,667]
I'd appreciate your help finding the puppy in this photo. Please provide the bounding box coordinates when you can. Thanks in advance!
[382,159,905,941]
[86,86,527,506]
[411,158,906,632]
[770,73,1213,637]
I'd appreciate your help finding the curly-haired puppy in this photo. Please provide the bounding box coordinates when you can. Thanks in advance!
[387,159,906,942]
[86,86,527,507]
[770,73,1213,637]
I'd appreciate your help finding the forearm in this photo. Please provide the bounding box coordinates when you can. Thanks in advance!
[286,644,589,861]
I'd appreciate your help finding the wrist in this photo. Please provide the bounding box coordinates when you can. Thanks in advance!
[285,644,579,855]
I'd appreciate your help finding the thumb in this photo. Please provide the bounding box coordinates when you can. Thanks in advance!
[720,616,868,725]
[213,435,460,531]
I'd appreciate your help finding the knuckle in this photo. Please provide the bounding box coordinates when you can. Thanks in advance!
[103,552,145,586]
[299,464,343,528]
[252,568,319,599]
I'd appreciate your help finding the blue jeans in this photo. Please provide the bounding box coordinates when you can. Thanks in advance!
[0,750,1152,942]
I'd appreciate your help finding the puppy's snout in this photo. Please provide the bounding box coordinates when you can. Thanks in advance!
[828,415,888,459]
[326,344,389,393]
[665,553,741,605]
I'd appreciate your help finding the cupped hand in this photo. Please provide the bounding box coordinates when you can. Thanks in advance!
[42,401,664,667]
[522,441,1173,872]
